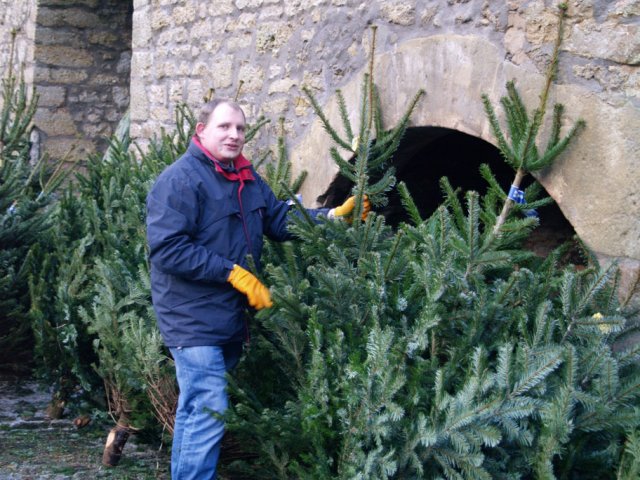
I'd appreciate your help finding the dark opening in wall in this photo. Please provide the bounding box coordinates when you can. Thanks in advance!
[318,126,579,260]
[33,0,133,161]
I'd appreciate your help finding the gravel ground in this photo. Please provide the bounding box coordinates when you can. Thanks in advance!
[0,375,170,479]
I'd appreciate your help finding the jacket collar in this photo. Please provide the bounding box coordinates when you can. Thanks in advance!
[190,135,255,183]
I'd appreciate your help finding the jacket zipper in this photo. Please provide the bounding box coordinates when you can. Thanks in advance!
[237,178,253,254]
[237,178,252,345]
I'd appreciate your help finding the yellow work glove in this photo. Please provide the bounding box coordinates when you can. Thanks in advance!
[227,265,273,310]
[330,195,371,222]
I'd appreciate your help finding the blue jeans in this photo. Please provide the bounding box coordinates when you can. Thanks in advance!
[170,343,243,480]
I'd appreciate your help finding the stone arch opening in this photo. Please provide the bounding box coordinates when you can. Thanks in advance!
[33,0,133,162]
[318,126,580,261]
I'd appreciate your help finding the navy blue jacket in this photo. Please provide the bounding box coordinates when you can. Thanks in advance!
[146,139,324,347]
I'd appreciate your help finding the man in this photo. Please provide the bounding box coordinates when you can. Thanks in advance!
[146,99,369,479]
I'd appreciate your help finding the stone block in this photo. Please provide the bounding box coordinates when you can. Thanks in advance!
[256,22,293,53]
[59,8,101,29]
[45,137,96,162]
[226,32,253,51]
[33,27,82,47]
[34,108,78,136]
[238,64,265,93]
[566,22,640,65]
[381,2,417,26]
[36,85,65,107]
[235,0,264,8]
[209,56,234,89]
[268,78,297,94]
[186,79,205,105]
[207,0,235,17]
[151,9,171,30]
[129,80,149,121]
[259,5,284,19]
[263,96,290,115]
[150,106,171,121]
[82,121,111,137]
[131,51,152,78]
[88,31,119,46]
[37,45,94,68]
[173,4,196,24]
[132,10,153,48]
[48,68,89,83]
[89,73,120,86]
[149,84,167,103]
[169,81,185,102]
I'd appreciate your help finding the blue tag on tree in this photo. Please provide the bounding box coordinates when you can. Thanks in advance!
[508,185,526,204]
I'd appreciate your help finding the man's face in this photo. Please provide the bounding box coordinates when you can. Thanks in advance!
[196,103,246,163]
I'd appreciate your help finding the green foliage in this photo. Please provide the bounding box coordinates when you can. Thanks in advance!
[226,157,640,480]
[303,80,424,219]
[0,55,63,367]
[481,83,584,174]
[259,118,307,201]
[29,107,187,424]
[224,34,639,479]
[480,7,585,236]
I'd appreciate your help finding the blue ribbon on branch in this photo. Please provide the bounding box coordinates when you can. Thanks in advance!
[508,185,538,218]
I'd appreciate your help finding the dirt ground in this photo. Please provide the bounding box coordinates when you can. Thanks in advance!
[0,374,170,479]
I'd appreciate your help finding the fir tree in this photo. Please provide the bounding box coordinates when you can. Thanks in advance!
[0,32,64,368]
[224,14,640,480]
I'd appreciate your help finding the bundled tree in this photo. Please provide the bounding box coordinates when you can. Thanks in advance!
[30,109,187,462]
[0,33,63,369]
[223,11,640,480]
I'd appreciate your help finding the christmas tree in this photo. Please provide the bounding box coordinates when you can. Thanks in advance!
[0,33,63,369]
[223,13,640,479]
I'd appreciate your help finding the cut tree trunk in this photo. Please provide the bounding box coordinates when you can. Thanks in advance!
[101,422,131,467]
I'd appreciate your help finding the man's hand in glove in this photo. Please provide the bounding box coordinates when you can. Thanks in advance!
[227,265,273,310]
[329,195,371,222]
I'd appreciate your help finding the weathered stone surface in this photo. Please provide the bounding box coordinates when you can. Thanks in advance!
[256,22,294,54]
[36,45,94,67]
[172,4,196,24]
[35,85,65,107]
[34,109,78,136]
[36,7,101,29]
[566,22,640,65]
[132,9,152,48]
[238,63,265,93]
[88,31,119,46]
[45,137,96,160]
[268,78,297,94]
[207,0,235,17]
[381,2,417,26]
[49,68,89,83]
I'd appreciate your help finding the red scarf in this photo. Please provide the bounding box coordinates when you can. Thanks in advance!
[192,135,255,183]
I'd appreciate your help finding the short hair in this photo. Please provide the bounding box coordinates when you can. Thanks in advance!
[198,99,246,125]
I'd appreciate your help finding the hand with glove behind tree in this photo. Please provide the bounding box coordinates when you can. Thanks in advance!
[328,195,371,222]
[227,264,273,310]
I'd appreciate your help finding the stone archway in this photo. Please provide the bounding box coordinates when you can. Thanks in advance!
[318,126,580,262]
[291,34,640,301]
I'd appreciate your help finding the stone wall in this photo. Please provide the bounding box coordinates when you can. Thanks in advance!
[130,0,639,168]
[0,0,37,93]
[32,0,132,162]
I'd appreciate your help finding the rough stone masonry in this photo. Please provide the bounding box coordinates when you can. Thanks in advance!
[0,0,639,304]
